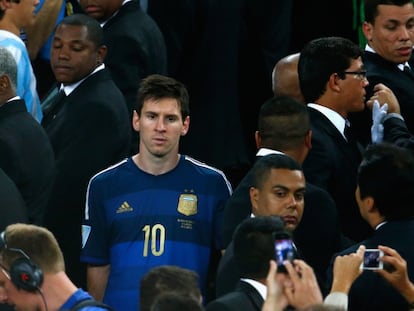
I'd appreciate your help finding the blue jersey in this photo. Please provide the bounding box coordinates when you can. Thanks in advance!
[59,288,109,310]
[81,155,232,311]
[0,30,42,122]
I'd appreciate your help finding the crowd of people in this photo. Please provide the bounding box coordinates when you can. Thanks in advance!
[1,0,414,310]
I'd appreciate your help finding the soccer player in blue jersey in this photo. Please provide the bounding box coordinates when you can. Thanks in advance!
[81,74,233,311]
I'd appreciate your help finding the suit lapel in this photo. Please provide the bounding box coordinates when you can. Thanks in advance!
[309,108,362,165]
[237,281,264,311]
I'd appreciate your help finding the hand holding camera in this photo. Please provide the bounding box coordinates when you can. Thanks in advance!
[361,248,384,270]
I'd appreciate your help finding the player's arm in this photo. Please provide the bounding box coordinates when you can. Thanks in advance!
[25,0,63,59]
[87,264,110,301]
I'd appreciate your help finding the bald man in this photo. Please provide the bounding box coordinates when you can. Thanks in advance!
[272,52,304,103]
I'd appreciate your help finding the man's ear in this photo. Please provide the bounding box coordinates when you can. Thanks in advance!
[304,130,312,150]
[249,187,259,213]
[96,45,108,65]
[254,131,261,149]
[0,0,12,11]
[362,21,373,43]
[181,116,190,136]
[0,74,10,93]
[329,73,341,92]
[365,196,376,213]
[132,110,140,132]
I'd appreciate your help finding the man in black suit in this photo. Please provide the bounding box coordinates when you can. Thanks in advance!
[221,96,348,294]
[365,82,414,153]
[80,0,167,154]
[326,143,414,310]
[217,154,306,296]
[298,36,373,243]
[351,0,414,146]
[207,216,286,311]
[214,156,325,310]
[41,14,130,289]
[0,46,55,226]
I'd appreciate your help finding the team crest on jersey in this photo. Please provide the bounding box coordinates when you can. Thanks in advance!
[177,193,198,216]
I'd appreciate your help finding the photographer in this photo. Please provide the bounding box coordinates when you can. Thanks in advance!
[326,143,414,310]
[207,216,323,311]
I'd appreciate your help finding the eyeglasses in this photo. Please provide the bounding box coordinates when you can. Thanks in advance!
[341,70,367,80]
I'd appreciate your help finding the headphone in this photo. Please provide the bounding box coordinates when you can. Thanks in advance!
[0,231,43,291]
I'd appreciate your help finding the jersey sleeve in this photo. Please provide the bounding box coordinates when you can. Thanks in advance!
[81,175,110,265]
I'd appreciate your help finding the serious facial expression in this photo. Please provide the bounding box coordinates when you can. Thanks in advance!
[250,168,306,232]
[133,97,189,158]
[51,24,105,85]
[336,58,369,117]
[364,3,414,63]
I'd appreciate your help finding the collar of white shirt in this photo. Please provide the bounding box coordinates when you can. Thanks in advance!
[239,278,267,300]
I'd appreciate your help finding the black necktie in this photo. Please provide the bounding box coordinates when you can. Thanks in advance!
[41,89,66,126]
[344,124,353,142]
[404,65,414,79]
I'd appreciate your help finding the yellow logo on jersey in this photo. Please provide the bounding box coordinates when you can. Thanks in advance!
[116,201,133,213]
[177,194,198,216]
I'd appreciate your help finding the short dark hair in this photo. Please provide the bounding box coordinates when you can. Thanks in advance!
[364,0,413,24]
[150,293,203,311]
[57,14,104,48]
[251,154,303,190]
[140,265,201,311]
[358,143,414,220]
[233,216,286,279]
[298,36,363,103]
[258,96,310,151]
[136,74,190,120]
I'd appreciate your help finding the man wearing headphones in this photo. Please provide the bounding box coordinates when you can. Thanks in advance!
[0,223,112,311]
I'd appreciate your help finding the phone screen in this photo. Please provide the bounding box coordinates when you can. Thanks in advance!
[360,249,384,270]
[274,238,295,272]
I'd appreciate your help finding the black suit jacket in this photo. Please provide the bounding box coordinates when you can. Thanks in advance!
[303,107,372,242]
[383,116,414,153]
[0,168,28,231]
[41,69,130,288]
[0,99,54,225]
[207,280,263,311]
[351,51,414,146]
[221,153,348,293]
[216,233,303,298]
[327,219,414,310]
[103,0,167,154]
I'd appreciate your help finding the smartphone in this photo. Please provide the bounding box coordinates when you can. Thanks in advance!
[274,234,296,273]
[360,249,384,270]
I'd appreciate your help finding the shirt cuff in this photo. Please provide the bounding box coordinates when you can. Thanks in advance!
[324,292,348,310]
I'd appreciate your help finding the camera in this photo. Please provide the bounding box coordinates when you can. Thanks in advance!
[360,249,384,270]
[274,233,296,273]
